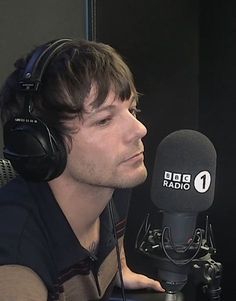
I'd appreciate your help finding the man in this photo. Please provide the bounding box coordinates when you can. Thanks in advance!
[0,39,164,300]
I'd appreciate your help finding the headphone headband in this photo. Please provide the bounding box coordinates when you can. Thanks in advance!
[19,38,73,92]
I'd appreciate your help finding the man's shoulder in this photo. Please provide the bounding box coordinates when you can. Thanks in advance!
[0,178,48,259]
[0,176,37,231]
[0,177,55,289]
[0,176,31,205]
[0,265,48,301]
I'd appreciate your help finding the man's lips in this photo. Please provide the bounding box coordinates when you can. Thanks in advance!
[123,151,144,163]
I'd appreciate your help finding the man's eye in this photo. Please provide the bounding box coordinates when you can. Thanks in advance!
[95,117,112,126]
[129,107,141,117]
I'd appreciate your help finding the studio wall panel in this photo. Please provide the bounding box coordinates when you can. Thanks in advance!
[199,2,236,299]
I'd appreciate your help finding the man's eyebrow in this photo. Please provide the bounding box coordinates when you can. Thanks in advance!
[86,104,117,117]
[86,96,137,117]
[94,98,137,113]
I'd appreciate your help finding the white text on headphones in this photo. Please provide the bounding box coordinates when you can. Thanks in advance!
[15,118,38,123]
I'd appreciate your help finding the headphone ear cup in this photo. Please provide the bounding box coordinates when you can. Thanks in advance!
[3,117,67,181]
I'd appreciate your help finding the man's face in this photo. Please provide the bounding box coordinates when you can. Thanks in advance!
[63,87,147,189]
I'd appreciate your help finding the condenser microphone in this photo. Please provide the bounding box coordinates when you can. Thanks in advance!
[142,129,217,293]
[151,129,216,213]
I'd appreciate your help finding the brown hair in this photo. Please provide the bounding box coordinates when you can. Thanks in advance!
[0,39,138,141]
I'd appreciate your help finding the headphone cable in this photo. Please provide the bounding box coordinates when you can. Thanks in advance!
[108,200,126,301]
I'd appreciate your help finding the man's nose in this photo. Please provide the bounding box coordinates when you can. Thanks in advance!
[127,114,147,142]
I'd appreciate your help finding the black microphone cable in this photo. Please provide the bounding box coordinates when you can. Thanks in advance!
[108,199,126,301]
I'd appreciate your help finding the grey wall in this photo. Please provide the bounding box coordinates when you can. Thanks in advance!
[0,0,87,154]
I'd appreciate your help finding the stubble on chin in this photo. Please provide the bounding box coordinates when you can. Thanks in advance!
[116,165,148,189]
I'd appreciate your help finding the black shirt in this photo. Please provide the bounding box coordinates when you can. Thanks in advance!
[0,176,130,300]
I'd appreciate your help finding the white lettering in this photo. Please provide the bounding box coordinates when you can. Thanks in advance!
[173,173,181,182]
[162,180,191,191]
[169,182,174,188]
[164,171,172,180]
[183,183,190,190]
[163,171,192,191]
[174,182,181,189]
[163,180,169,187]
[183,174,191,183]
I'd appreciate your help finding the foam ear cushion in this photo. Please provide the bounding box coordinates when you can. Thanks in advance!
[2,39,75,181]
[3,117,67,181]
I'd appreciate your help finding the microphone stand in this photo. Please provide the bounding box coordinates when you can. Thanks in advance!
[191,253,222,301]
[164,292,185,301]
[136,215,222,301]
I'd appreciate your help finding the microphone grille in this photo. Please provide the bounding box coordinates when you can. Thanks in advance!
[151,129,217,212]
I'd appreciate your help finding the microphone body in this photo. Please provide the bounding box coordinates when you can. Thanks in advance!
[146,130,217,293]
[154,212,198,293]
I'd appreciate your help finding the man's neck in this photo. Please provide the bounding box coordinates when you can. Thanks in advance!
[48,175,114,238]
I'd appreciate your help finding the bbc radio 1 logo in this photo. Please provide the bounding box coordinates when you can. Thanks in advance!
[163,171,211,193]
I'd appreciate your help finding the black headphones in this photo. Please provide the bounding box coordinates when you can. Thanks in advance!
[3,38,73,182]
